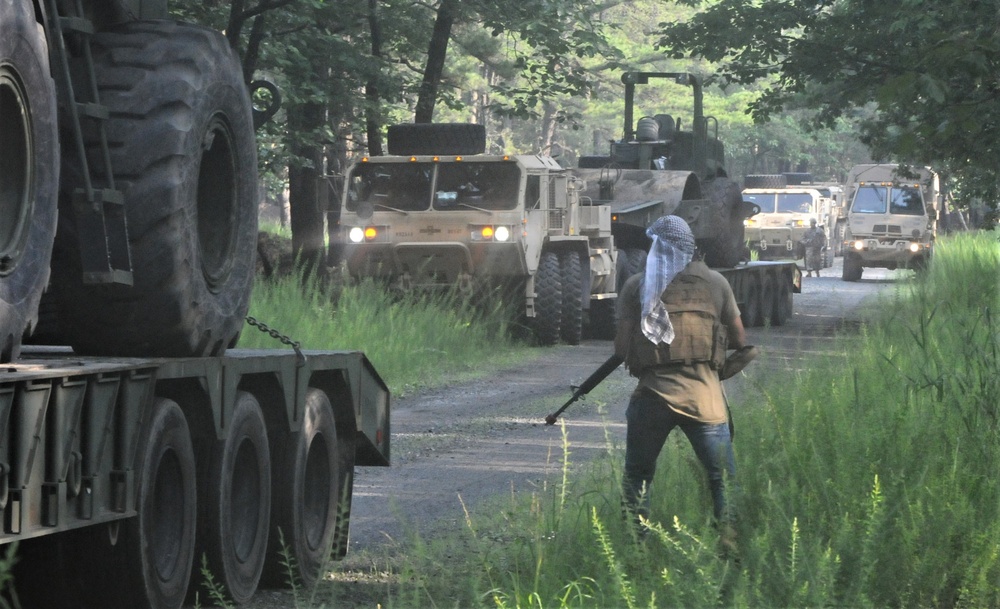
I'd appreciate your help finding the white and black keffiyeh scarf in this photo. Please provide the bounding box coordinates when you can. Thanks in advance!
[641,216,696,344]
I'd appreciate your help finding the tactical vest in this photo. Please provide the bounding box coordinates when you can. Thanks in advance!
[627,270,728,373]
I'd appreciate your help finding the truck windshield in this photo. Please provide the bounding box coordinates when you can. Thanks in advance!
[346,161,521,212]
[743,193,776,213]
[347,163,433,212]
[433,162,520,210]
[775,193,813,213]
[851,186,888,214]
[889,186,924,215]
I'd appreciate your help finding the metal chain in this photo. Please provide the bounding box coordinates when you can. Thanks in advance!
[245,316,306,367]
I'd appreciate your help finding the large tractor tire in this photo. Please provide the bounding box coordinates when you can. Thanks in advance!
[49,21,257,357]
[264,388,346,590]
[387,123,486,156]
[0,1,58,362]
[578,155,613,169]
[531,251,562,345]
[740,275,760,328]
[701,178,746,268]
[743,174,787,189]
[772,276,793,326]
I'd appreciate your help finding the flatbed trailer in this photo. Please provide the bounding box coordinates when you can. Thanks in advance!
[716,260,802,328]
[0,347,390,608]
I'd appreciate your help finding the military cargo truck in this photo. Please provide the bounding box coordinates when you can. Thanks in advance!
[0,3,390,607]
[336,128,619,344]
[841,164,940,281]
[742,187,831,266]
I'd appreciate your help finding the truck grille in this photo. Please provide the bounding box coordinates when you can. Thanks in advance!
[872,225,902,235]
[549,210,564,230]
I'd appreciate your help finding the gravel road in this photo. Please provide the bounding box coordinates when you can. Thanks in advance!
[243,258,905,607]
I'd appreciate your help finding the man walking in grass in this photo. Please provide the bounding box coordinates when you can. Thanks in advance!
[614,215,753,551]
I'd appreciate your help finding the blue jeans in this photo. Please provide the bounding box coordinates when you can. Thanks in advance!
[622,388,737,524]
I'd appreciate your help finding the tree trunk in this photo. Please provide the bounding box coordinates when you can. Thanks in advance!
[414,0,457,123]
[287,101,326,276]
[366,0,384,155]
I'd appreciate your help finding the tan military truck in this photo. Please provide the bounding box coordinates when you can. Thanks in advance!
[741,187,831,267]
[841,164,940,281]
[336,124,619,345]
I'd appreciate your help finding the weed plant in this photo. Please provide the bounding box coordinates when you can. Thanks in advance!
[240,271,524,395]
[386,232,1000,608]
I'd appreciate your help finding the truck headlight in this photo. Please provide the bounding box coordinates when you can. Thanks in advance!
[853,240,865,250]
[495,226,511,242]
[349,227,365,243]
[909,242,921,253]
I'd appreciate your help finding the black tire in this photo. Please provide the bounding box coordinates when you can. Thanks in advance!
[264,388,345,590]
[772,276,793,326]
[842,253,863,282]
[757,273,775,327]
[386,123,486,156]
[702,178,746,268]
[741,275,760,328]
[559,252,584,345]
[121,398,198,609]
[194,391,271,604]
[0,1,58,362]
[834,221,847,256]
[578,155,613,169]
[743,174,787,189]
[823,246,834,268]
[49,22,257,357]
[782,172,813,186]
[532,251,562,345]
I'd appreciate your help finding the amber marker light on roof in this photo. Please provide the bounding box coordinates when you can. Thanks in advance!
[409,156,418,162]
[455,156,463,162]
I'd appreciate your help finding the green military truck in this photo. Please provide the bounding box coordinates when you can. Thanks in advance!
[1,3,390,607]
[841,164,940,281]
[336,125,620,344]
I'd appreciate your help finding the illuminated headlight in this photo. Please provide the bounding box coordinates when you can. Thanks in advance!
[853,240,865,250]
[909,242,921,253]
[349,227,365,243]
[471,225,514,242]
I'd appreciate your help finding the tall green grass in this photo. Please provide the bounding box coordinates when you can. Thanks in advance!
[240,272,524,395]
[384,231,1000,607]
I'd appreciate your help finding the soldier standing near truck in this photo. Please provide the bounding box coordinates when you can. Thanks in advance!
[613,216,751,549]
[801,218,826,277]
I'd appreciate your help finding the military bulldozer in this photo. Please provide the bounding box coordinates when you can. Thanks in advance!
[0,3,391,608]
[573,72,755,271]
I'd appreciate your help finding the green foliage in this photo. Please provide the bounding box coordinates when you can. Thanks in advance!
[358,231,1000,607]
[240,272,523,395]
[659,0,1000,200]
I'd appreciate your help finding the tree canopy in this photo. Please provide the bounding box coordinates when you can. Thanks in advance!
[659,0,1000,199]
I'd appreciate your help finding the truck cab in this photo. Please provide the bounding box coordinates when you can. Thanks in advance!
[841,164,939,281]
[742,187,828,264]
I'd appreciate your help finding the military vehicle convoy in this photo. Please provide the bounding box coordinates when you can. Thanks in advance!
[841,164,940,281]
[337,72,802,341]
[742,187,828,264]
[1,3,389,607]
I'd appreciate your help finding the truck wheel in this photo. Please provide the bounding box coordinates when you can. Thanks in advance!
[532,251,562,345]
[743,174,787,189]
[834,221,847,256]
[842,253,863,282]
[194,392,271,604]
[264,388,343,590]
[741,275,760,328]
[757,273,775,326]
[49,22,257,357]
[701,178,746,268]
[772,276,793,326]
[122,398,197,609]
[387,123,486,156]
[559,252,583,345]
[0,2,58,362]
[624,248,647,278]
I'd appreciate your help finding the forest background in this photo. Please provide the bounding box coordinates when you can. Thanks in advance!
[170,0,1000,266]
